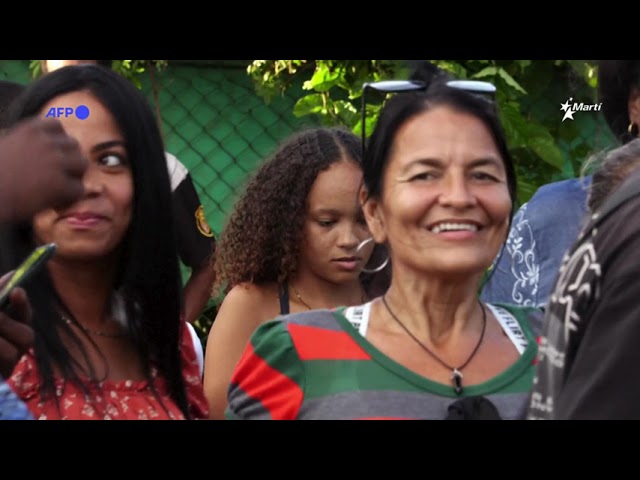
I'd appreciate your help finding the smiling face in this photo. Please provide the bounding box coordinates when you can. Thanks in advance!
[363,105,512,279]
[32,90,133,261]
[297,159,374,284]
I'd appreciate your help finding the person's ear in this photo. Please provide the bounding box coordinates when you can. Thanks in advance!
[628,86,640,135]
[360,187,387,244]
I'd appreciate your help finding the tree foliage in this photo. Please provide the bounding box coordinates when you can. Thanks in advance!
[247,60,613,205]
[29,60,168,89]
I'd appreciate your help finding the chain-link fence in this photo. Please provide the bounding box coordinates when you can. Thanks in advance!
[0,60,318,238]
[139,62,318,234]
[0,60,31,84]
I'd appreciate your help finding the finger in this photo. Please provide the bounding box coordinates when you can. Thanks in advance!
[47,177,86,210]
[39,120,86,177]
[0,336,20,379]
[38,117,66,133]
[0,270,15,289]
[0,311,34,351]
[61,149,88,179]
[39,120,86,172]
[8,287,32,326]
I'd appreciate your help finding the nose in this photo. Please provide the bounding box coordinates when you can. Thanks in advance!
[438,173,477,209]
[81,163,104,197]
[337,223,360,250]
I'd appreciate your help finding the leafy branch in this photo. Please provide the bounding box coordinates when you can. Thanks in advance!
[28,60,168,90]
[246,59,606,204]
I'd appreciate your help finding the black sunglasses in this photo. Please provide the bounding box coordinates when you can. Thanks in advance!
[360,79,497,156]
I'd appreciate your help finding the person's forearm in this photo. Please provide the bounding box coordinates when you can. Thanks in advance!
[182,264,216,324]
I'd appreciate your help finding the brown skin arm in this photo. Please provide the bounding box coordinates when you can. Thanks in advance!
[182,262,217,325]
[203,283,279,419]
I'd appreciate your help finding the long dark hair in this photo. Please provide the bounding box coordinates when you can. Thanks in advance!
[0,65,190,417]
[598,60,640,144]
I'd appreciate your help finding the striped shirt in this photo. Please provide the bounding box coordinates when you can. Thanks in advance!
[226,303,540,420]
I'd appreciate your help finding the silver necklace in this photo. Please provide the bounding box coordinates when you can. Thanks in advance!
[381,295,487,396]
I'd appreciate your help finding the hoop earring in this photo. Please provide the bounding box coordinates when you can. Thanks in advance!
[357,237,390,274]
[628,122,638,137]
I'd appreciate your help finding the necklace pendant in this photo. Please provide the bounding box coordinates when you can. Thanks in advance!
[451,368,463,396]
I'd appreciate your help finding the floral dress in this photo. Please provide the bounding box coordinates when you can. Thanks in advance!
[7,322,209,420]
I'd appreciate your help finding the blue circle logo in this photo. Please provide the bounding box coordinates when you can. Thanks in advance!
[75,105,90,120]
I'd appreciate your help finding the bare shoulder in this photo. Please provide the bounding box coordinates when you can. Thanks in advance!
[222,282,277,308]
[215,282,281,326]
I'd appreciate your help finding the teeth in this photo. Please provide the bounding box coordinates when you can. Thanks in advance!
[431,223,478,234]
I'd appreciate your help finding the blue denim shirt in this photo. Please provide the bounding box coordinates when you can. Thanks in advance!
[481,177,592,308]
[0,378,32,420]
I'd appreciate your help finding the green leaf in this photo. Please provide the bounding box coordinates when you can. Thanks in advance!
[433,61,467,79]
[567,60,599,90]
[499,100,564,170]
[516,178,539,204]
[496,68,527,94]
[473,66,498,78]
[293,94,325,117]
[523,123,566,170]
[29,60,42,78]
[332,99,357,116]
[305,65,341,92]
[499,101,528,148]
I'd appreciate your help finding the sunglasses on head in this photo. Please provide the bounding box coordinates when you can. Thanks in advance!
[360,79,497,156]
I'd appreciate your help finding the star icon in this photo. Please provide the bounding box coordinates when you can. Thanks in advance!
[560,98,575,122]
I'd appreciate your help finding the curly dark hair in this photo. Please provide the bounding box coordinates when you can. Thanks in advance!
[214,126,364,292]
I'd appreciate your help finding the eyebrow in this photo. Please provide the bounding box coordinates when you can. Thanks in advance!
[402,157,503,171]
[90,140,126,153]
[311,208,344,216]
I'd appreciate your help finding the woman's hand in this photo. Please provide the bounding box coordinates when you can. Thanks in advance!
[0,271,34,379]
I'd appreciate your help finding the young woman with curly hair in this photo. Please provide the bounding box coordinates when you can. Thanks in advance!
[203,126,382,419]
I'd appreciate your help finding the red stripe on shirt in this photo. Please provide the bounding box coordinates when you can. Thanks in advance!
[230,343,303,420]
[357,417,415,420]
[287,323,371,361]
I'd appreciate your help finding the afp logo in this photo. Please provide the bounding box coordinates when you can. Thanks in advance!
[44,105,90,120]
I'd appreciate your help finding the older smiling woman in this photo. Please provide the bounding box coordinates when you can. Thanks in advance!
[225,62,542,420]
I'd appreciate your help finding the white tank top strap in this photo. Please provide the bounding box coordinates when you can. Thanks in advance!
[344,301,527,355]
[343,301,373,337]
[485,303,528,355]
